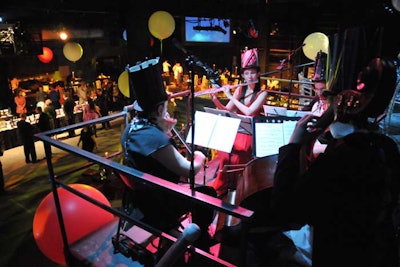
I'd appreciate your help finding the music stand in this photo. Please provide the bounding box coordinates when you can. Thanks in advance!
[185,110,240,153]
[203,107,253,136]
[252,115,300,157]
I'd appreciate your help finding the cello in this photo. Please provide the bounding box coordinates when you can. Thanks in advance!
[217,154,278,229]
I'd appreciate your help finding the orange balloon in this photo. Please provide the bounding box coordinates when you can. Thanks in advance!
[38,47,54,63]
[33,184,114,265]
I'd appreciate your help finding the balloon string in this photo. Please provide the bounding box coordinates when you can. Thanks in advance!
[160,40,163,55]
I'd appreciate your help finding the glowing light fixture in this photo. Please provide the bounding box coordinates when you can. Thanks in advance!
[59,30,68,40]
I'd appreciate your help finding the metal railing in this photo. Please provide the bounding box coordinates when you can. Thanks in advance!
[34,106,255,266]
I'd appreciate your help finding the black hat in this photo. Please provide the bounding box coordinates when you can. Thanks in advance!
[313,51,327,82]
[127,57,168,112]
[334,58,397,121]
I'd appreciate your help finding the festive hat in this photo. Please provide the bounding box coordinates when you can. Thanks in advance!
[313,51,328,81]
[127,57,168,112]
[334,57,397,121]
[241,48,259,71]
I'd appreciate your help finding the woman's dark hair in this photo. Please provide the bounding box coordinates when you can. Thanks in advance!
[88,98,96,111]
[239,76,261,103]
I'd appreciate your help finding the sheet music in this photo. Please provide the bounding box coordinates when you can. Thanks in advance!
[186,111,240,153]
[253,116,298,157]
[203,107,253,135]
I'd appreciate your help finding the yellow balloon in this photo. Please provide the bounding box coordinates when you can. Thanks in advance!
[63,42,83,62]
[53,71,62,81]
[148,11,175,40]
[302,32,329,61]
[118,70,130,98]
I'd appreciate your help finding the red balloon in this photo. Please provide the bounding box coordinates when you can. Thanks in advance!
[33,184,115,265]
[38,47,54,63]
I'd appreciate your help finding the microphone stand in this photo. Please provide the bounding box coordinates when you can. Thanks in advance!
[172,39,221,189]
[274,44,306,109]
[185,55,196,190]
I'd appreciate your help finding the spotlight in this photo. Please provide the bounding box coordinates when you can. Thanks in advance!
[59,31,68,40]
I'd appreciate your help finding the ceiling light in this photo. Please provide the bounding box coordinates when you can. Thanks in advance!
[59,30,68,40]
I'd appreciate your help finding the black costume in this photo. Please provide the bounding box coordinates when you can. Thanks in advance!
[121,118,215,234]
[272,131,400,267]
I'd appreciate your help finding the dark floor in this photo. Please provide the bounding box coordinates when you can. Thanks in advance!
[1,97,400,267]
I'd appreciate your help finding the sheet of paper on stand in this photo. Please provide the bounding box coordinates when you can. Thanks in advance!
[185,111,240,153]
[203,107,253,135]
[252,116,299,157]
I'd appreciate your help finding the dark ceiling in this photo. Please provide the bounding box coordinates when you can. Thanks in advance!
[1,0,400,66]
[1,0,399,35]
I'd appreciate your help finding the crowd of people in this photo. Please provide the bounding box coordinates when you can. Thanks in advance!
[4,78,129,166]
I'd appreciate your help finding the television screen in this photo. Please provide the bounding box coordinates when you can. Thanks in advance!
[185,16,230,44]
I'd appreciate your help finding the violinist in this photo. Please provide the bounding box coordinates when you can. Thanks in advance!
[272,57,400,267]
[209,48,268,197]
[120,58,217,252]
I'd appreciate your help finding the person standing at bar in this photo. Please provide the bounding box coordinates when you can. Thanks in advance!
[209,48,268,196]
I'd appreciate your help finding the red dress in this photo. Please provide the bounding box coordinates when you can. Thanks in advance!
[211,87,264,195]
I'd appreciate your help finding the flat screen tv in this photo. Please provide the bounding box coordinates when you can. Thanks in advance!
[184,16,231,44]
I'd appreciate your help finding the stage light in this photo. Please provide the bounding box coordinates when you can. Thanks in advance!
[58,30,68,40]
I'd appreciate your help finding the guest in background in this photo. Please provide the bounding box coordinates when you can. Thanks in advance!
[17,113,37,164]
[110,84,125,111]
[83,98,100,137]
[95,88,111,129]
[77,80,88,105]
[77,125,97,152]
[56,82,66,107]
[44,99,56,130]
[35,85,47,110]
[48,84,61,109]
[35,106,52,157]
[172,61,183,85]
[14,89,27,116]
[63,90,76,137]
[162,59,171,85]
[209,48,267,196]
